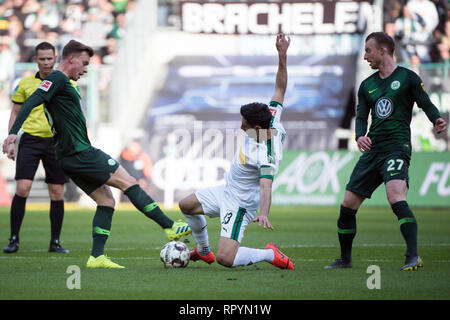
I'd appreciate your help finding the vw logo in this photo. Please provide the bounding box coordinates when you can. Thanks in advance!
[375,97,393,119]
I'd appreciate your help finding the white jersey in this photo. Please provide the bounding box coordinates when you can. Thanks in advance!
[224,101,285,211]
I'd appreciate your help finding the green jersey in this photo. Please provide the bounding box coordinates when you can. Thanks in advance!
[10,70,91,159]
[355,66,441,154]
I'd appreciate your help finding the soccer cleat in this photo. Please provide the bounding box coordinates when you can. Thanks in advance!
[48,239,69,253]
[401,253,423,271]
[265,243,295,270]
[86,255,125,269]
[190,246,215,264]
[3,235,19,254]
[164,220,191,241]
[324,258,352,269]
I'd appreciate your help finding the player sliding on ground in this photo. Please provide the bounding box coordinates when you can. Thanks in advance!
[3,40,191,269]
[179,33,294,270]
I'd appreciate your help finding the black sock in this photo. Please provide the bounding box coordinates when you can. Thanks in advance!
[10,194,27,239]
[124,184,173,229]
[392,201,418,255]
[91,206,114,258]
[337,205,357,261]
[50,200,64,242]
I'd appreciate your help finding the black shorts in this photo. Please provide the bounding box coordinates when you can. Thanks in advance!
[15,132,68,184]
[346,150,410,198]
[58,146,120,195]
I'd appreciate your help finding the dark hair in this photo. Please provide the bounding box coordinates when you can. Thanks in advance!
[240,102,272,129]
[62,40,94,59]
[35,41,55,55]
[365,32,395,56]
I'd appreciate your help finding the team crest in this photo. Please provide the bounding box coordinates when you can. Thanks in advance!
[390,80,400,90]
[375,97,393,119]
[39,80,52,92]
[108,159,116,166]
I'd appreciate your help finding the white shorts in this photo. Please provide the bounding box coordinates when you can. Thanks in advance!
[195,185,258,243]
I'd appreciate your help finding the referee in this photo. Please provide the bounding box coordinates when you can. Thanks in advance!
[3,42,71,254]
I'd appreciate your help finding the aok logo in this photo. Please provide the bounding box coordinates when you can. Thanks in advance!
[375,97,393,119]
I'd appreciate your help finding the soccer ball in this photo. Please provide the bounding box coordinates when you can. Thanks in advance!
[160,241,190,268]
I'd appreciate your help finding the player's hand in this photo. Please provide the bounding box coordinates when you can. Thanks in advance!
[2,134,17,155]
[276,33,290,54]
[6,143,15,160]
[357,136,372,153]
[435,117,447,134]
[253,215,274,230]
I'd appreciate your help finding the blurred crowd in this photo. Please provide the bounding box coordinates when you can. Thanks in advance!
[384,0,450,64]
[0,0,448,106]
[0,0,135,64]
[0,0,136,109]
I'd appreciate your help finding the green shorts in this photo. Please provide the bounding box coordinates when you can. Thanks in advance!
[346,150,410,198]
[58,146,120,195]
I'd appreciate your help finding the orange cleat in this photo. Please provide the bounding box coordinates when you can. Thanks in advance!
[190,246,216,264]
[265,243,295,270]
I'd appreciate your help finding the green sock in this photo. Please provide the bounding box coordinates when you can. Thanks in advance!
[124,184,173,229]
[392,201,418,255]
[337,205,357,261]
[91,206,114,258]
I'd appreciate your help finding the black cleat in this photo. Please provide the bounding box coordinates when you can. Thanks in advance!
[3,235,19,253]
[324,258,352,269]
[48,239,69,253]
[400,253,423,271]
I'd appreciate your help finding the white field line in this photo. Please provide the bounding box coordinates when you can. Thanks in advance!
[1,243,450,263]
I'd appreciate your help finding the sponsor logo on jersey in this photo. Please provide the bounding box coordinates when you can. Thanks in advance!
[375,97,393,119]
[269,107,277,116]
[368,88,378,94]
[238,147,247,166]
[390,80,400,90]
[39,80,52,92]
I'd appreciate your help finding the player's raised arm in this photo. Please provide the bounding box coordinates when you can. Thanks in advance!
[271,33,290,105]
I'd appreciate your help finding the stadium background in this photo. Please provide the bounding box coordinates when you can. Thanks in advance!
[0,0,448,209]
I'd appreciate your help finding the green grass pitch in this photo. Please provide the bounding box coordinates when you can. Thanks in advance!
[0,205,449,300]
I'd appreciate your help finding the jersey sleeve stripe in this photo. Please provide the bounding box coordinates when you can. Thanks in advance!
[269,100,283,108]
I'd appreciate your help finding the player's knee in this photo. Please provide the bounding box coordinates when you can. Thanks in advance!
[341,191,364,210]
[96,192,116,207]
[178,198,189,214]
[15,184,31,198]
[216,252,234,268]
[48,184,64,201]
[179,195,200,215]
[387,193,406,206]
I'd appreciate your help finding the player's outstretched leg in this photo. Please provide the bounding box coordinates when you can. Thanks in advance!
[124,184,191,240]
